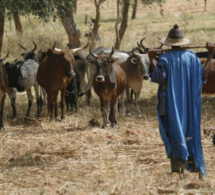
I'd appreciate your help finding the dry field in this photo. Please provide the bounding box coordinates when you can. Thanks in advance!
[1,0,215,194]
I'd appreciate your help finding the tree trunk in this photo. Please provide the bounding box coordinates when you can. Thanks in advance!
[131,0,138,19]
[74,0,78,13]
[61,12,81,48]
[114,0,130,49]
[204,0,207,11]
[0,8,5,56]
[115,0,121,50]
[89,0,102,50]
[13,13,23,34]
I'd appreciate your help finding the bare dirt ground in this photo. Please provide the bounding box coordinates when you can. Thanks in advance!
[1,0,215,194]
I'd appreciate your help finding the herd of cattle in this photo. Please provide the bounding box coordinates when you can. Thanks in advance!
[0,39,215,131]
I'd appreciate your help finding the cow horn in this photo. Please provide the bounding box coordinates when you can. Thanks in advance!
[31,41,37,52]
[12,58,19,64]
[0,52,9,62]
[157,38,163,49]
[52,41,57,49]
[109,47,114,58]
[132,48,140,57]
[72,42,89,54]
[89,49,97,59]
[140,38,147,52]
[19,43,27,50]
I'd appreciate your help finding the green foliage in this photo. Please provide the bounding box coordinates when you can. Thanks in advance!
[1,0,75,21]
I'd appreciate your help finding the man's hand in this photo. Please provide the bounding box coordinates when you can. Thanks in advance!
[148,48,158,60]
[206,42,215,55]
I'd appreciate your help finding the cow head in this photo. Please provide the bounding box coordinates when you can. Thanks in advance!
[129,50,151,80]
[90,47,116,85]
[19,41,37,61]
[4,60,25,92]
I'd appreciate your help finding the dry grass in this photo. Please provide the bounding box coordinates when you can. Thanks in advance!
[1,0,215,194]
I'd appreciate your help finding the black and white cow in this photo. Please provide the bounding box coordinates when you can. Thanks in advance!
[18,41,45,116]
[0,53,25,131]
[7,59,42,117]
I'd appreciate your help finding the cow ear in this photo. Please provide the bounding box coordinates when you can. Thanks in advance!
[130,58,138,64]
[108,57,117,64]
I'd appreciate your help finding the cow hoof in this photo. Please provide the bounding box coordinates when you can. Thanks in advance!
[55,118,61,122]
[61,119,66,123]
[138,113,142,118]
[48,117,53,121]
[0,127,5,131]
[126,112,131,117]
[111,124,117,129]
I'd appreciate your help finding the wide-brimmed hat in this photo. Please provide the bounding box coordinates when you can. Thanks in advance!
[160,24,191,46]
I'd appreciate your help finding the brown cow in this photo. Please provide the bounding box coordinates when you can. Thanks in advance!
[37,43,88,121]
[90,48,126,128]
[200,58,215,94]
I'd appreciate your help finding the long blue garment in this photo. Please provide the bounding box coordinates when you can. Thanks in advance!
[151,50,206,176]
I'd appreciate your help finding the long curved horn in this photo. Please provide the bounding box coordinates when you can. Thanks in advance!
[137,42,141,47]
[109,47,114,58]
[140,38,147,52]
[52,41,57,49]
[0,52,9,63]
[19,43,27,50]
[157,37,163,49]
[89,49,97,59]
[72,42,89,53]
[31,41,37,52]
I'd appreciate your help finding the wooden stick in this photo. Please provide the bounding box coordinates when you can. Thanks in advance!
[155,45,206,53]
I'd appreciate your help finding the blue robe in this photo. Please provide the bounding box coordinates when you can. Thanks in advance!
[151,50,206,176]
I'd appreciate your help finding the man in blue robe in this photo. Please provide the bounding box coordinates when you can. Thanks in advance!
[148,24,214,179]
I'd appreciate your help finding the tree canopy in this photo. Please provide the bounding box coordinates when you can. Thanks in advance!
[0,0,75,21]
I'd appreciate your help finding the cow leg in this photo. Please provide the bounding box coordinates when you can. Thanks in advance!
[60,89,66,121]
[53,91,59,121]
[10,97,17,119]
[26,88,33,117]
[136,92,142,118]
[100,98,108,128]
[118,92,124,114]
[0,92,6,131]
[42,87,47,105]
[86,89,92,106]
[126,87,131,116]
[65,97,69,114]
[110,97,117,128]
[8,90,17,119]
[34,83,42,116]
[47,91,53,120]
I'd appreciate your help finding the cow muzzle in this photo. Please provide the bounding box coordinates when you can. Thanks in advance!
[67,71,76,78]
[96,75,105,82]
[142,75,149,80]
[16,80,25,92]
